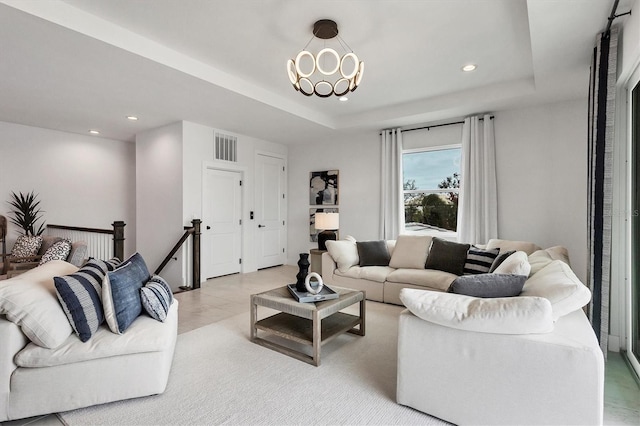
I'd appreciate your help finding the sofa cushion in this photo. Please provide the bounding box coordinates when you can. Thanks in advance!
[54,259,111,342]
[39,239,72,265]
[104,257,122,271]
[0,260,79,348]
[488,250,515,272]
[11,235,43,260]
[141,275,174,322]
[325,239,359,273]
[520,260,591,320]
[399,288,554,334]
[66,241,88,267]
[386,240,397,257]
[425,237,470,275]
[389,235,432,269]
[335,265,394,283]
[491,251,531,276]
[356,240,391,266]
[103,252,150,334]
[15,301,178,368]
[528,246,571,276]
[486,239,541,255]
[38,236,63,255]
[449,273,527,298]
[463,246,500,274]
[386,268,457,292]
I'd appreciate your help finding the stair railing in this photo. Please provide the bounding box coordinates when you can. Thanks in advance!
[155,219,201,290]
[47,221,125,260]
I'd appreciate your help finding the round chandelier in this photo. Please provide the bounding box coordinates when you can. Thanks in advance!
[287,19,364,98]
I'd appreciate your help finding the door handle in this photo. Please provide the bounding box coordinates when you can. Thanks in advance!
[258,224,265,228]
[206,226,211,230]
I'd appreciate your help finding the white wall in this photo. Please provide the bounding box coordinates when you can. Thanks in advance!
[287,131,381,264]
[0,120,136,253]
[136,122,184,288]
[494,99,588,283]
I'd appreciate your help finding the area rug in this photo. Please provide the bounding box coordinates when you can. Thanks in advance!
[59,302,448,425]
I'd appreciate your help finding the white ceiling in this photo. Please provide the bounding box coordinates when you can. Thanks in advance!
[0,0,630,145]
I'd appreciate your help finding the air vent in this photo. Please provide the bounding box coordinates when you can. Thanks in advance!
[214,132,237,162]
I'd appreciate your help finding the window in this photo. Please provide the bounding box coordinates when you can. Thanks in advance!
[402,146,461,236]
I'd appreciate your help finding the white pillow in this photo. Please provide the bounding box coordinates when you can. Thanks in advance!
[0,260,79,348]
[527,250,554,276]
[399,288,554,335]
[520,260,591,320]
[528,246,571,276]
[389,235,432,269]
[492,251,531,276]
[325,239,359,273]
[486,239,541,255]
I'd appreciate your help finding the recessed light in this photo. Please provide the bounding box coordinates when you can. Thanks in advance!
[462,64,477,72]
[89,130,100,135]
[126,116,138,121]
[339,96,349,102]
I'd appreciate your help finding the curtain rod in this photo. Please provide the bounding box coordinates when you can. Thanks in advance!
[605,0,631,35]
[380,115,494,135]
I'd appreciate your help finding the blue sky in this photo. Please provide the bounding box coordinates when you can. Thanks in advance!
[402,148,461,189]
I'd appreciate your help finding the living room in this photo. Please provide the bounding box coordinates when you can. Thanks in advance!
[0,0,639,425]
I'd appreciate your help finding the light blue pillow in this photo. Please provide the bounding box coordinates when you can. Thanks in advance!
[141,275,173,322]
[54,259,109,342]
[103,252,150,334]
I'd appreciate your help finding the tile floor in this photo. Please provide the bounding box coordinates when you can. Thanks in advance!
[3,265,639,425]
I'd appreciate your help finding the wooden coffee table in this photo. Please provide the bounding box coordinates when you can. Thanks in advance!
[250,285,365,366]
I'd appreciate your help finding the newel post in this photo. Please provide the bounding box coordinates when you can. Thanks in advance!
[191,219,201,289]
[112,221,126,261]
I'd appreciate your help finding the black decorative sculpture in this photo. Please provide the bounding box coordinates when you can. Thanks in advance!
[296,253,310,292]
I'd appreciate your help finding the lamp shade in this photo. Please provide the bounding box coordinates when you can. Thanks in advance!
[315,212,339,230]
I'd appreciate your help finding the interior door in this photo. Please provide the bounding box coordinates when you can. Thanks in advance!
[203,168,242,278]
[256,153,286,269]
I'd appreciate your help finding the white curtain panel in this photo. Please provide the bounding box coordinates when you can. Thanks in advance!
[457,115,498,244]
[380,129,404,239]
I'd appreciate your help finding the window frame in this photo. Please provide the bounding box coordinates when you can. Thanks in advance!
[402,143,462,237]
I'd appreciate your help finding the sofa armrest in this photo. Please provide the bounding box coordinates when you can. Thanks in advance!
[0,315,29,419]
[321,252,337,283]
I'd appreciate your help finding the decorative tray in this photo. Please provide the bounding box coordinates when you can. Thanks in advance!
[287,283,339,303]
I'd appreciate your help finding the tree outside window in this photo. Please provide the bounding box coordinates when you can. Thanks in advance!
[402,147,461,235]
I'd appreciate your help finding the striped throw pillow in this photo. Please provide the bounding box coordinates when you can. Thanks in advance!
[140,275,173,322]
[463,246,500,275]
[54,259,110,342]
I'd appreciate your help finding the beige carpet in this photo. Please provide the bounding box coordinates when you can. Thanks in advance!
[59,301,449,425]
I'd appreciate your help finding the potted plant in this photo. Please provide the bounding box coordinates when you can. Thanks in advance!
[7,191,46,236]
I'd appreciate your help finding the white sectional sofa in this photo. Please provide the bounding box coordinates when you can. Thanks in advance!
[322,234,604,425]
[0,259,178,422]
[322,235,543,305]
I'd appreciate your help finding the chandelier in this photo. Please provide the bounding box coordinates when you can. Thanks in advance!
[287,19,364,98]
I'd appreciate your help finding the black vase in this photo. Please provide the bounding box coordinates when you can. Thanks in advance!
[296,253,310,292]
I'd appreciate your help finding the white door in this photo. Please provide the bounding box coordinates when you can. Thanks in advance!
[203,168,242,278]
[256,154,286,269]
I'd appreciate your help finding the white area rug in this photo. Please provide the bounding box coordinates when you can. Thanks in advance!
[59,302,448,425]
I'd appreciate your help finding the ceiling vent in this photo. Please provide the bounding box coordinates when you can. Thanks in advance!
[214,132,237,162]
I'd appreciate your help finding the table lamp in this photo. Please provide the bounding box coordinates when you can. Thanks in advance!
[315,212,339,250]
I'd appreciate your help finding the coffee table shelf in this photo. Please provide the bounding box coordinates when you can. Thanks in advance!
[255,312,361,346]
[250,285,365,366]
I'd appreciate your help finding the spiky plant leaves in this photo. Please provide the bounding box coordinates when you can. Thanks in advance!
[7,191,46,236]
